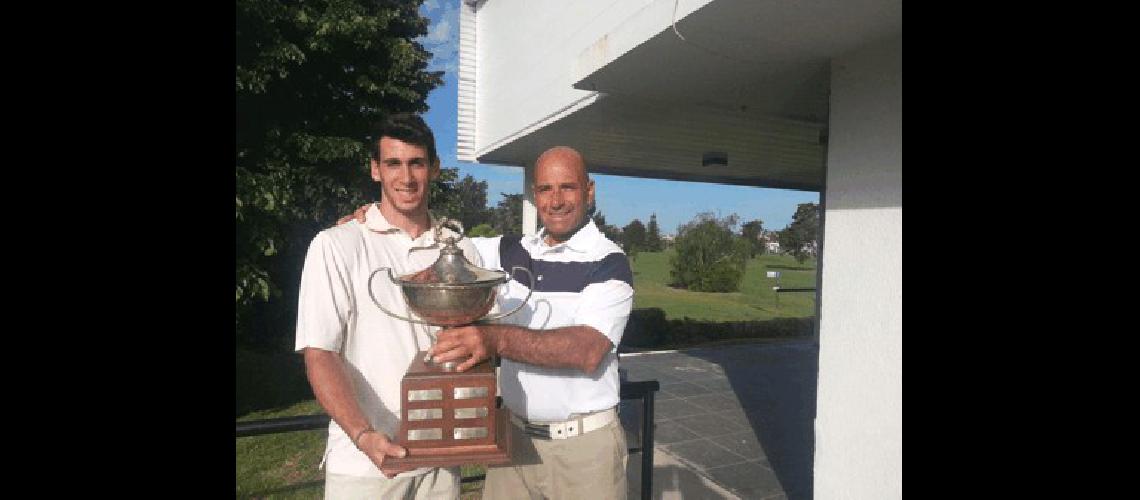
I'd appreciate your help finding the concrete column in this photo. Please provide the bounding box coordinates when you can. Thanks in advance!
[522,162,538,236]
[813,33,902,500]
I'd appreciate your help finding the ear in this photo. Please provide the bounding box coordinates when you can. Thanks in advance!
[586,178,596,206]
[370,158,382,182]
[429,158,441,180]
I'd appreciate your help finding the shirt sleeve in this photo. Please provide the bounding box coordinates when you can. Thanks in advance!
[576,253,634,351]
[465,236,504,316]
[469,236,502,270]
[294,231,353,353]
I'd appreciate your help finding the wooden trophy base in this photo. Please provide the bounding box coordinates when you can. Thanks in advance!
[381,352,512,475]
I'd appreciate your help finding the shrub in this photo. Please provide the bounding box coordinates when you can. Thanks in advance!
[669,213,749,292]
[621,308,669,348]
[620,314,815,351]
[467,223,498,237]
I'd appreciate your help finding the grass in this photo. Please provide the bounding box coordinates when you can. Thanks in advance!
[236,250,816,498]
[235,356,488,499]
[631,250,817,321]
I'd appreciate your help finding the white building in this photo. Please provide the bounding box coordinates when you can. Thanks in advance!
[457,1,900,498]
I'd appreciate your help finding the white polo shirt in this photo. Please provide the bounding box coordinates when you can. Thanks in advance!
[294,205,482,478]
[473,220,634,421]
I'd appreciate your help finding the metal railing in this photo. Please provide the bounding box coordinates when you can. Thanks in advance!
[237,380,660,499]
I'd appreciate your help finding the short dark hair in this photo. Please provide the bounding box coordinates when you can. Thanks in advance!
[369,113,438,166]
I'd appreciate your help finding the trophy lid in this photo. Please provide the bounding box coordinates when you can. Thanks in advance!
[397,219,506,287]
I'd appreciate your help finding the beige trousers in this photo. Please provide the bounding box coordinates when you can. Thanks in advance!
[483,417,628,500]
[323,467,460,500]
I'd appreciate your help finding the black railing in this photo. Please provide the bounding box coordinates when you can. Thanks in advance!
[774,287,817,293]
[237,380,660,499]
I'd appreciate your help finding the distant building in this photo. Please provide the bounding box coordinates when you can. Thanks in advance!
[760,230,780,254]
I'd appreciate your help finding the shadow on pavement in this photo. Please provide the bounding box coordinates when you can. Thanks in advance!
[685,341,818,500]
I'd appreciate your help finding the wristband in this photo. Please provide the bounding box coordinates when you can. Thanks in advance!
[353,426,375,448]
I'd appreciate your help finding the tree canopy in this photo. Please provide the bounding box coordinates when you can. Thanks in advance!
[777,203,820,263]
[622,219,647,258]
[646,213,664,251]
[490,193,524,235]
[741,219,765,258]
[236,0,441,347]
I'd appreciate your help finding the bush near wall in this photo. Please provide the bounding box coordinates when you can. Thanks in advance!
[620,307,814,351]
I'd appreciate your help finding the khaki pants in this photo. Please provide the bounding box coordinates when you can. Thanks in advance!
[324,467,459,500]
[483,417,628,500]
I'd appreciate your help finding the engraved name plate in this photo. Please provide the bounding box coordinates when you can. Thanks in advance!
[407,389,443,401]
[407,428,443,440]
[453,387,488,399]
[453,427,488,440]
[454,407,489,419]
[407,408,443,421]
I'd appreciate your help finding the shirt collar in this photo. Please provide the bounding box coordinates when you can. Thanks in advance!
[363,204,438,242]
[531,218,602,253]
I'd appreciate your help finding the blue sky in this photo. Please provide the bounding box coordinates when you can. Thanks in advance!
[416,1,819,236]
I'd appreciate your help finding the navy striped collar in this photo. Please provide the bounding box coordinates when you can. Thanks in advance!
[530,219,602,253]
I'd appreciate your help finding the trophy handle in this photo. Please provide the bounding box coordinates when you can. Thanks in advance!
[482,266,535,322]
[367,267,434,325]
[434,217,465,244]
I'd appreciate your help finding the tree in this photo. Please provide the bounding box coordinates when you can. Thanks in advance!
[646,213,664,251]
[431,168,490,231]
[621,219,647,259]
[236,0,441,348]
[741,219,765,258]
[669,212,750,292]
[466,223,499,237]
[592,211,622,243]
[490,193,524,235]
[778,203,821,263]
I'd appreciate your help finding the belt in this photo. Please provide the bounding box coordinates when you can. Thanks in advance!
[510,408,617,440]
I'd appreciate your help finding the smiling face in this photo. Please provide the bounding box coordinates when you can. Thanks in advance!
[533,147,595,245]
[371,136,440,218]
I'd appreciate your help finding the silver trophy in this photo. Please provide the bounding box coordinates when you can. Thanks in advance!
[366,218,533,473]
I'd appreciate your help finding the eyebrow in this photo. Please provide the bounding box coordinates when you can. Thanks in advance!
[381,157,427,164]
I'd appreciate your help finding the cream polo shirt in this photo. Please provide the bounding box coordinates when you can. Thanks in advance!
[472,220,634,422]
[294,205,482,478]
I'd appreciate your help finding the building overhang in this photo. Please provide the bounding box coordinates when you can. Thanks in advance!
[464,0,900,192]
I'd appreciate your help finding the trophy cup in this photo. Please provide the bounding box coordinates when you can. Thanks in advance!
[367,218,533,473]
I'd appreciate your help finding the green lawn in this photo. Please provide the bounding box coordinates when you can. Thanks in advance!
[236,249,816,498]
[631,250,817,321]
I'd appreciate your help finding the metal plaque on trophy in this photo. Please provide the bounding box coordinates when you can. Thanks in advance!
[367,219,533,474]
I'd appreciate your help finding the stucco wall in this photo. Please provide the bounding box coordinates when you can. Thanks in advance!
[814,33,901,499]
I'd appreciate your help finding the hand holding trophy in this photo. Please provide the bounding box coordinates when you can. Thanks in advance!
[367,218,533,474]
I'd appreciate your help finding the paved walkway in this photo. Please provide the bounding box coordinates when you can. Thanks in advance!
[618,339,819,500]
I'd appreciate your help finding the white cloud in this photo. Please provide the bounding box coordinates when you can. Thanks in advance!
[418,1,460,78]
[425,17,452,44]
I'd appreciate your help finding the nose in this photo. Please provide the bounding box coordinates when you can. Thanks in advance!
[396,164,414,184]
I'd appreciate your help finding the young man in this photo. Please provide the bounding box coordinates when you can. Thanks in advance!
[431,146,634,499]
[295,113,482,498]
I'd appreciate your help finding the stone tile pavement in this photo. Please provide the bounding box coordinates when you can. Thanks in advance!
[618,339,819,499]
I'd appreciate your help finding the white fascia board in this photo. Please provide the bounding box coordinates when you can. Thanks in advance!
[574,0,712,85]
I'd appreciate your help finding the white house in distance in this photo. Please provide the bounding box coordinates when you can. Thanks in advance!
[456,1,900,498]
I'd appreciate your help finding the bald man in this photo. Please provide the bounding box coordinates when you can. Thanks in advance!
[431,146,634,499]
